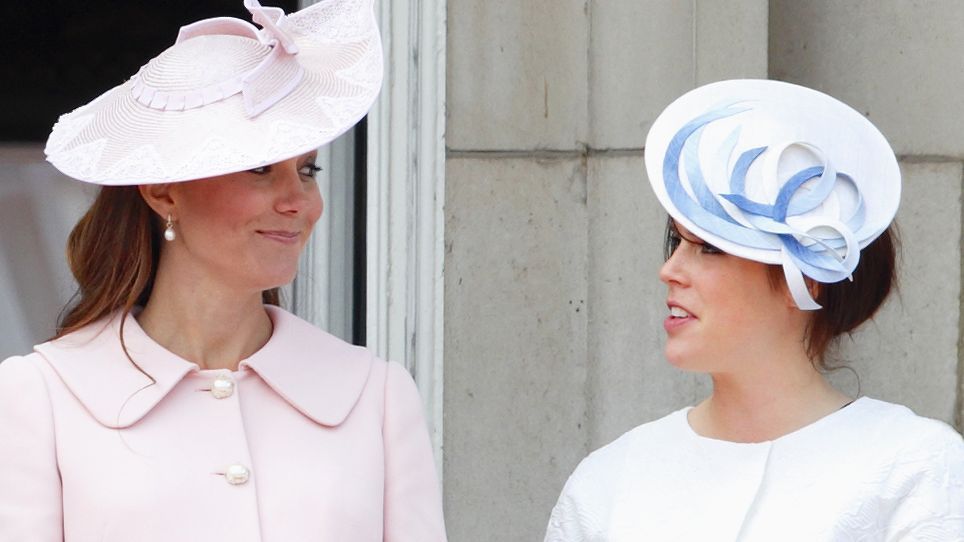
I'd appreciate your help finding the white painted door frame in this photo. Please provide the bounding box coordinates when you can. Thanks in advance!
[367,0,447,475]
[292,0,447,475]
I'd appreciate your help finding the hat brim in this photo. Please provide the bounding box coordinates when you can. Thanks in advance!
[45,0,382,185]
[644,79,900,267]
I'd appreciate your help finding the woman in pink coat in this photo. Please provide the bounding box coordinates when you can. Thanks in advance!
[0,1,447,540]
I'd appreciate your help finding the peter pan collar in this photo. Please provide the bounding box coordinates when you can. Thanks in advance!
[34,306,374,429]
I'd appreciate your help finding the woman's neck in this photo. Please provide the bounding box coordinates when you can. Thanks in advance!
[688,352,851,443]
[136,263,273,371]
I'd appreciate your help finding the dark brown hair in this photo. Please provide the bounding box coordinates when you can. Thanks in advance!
[664,218,899,367]
[794,226,899,365]
[57,186,279,339]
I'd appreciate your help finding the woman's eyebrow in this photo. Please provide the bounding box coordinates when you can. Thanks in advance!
[676,229,705,245]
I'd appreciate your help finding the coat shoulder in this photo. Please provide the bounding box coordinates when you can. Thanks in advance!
[0,353,55,395]
[0,353,59,425]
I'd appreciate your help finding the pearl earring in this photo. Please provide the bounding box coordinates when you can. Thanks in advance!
[164,214,176,242]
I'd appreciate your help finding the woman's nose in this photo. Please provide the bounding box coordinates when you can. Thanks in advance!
[274,163,312,214]
[659,246,686,286]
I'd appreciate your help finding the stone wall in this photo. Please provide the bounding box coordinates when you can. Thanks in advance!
[444,1,964,541]
[769,1,964,428]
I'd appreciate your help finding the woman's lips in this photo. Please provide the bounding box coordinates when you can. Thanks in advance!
[664,303,696,333]
[257,230,300,244]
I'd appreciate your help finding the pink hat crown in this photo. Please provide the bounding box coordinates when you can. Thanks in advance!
[138,37,268,93]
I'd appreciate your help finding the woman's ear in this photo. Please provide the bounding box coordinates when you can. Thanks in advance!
[780,276,821,309]
[806,278,821,304]
[138,183,176,219]
[783,277,821,309]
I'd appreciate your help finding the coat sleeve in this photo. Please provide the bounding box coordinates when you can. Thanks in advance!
[0,355,64,541]
[544,434,634,542]
[885,424,964,541]
[543,460,607,542]
[381,361,447,542]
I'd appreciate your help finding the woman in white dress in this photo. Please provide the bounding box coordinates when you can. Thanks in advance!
[544,80,964,541]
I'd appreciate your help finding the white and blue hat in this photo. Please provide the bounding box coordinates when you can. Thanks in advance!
[645,79,901,310]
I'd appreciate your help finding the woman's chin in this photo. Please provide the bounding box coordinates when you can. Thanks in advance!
[664,347,709,372]
[250,268,299,293]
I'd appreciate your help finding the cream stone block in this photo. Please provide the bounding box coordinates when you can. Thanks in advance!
[585,154,710,448]
[694,1,769,85]
[589,1,767,150]
[770,1,964,157]
[443,156,589,541]
[831,161,962,425]
[446,0,589,151]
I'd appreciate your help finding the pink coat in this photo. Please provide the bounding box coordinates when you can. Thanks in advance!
[0,306,447,541]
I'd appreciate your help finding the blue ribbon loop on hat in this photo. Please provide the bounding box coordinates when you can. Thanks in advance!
[662,104,866,310]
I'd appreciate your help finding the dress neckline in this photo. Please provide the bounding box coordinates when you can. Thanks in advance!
[677,396,869,446]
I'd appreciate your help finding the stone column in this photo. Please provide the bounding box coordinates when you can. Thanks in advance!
[444,2,768,540]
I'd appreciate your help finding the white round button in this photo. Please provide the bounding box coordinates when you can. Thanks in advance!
[211,376,235,399]
[224,464,250,485]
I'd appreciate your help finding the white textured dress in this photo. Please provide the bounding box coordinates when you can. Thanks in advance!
[544,398,964,542]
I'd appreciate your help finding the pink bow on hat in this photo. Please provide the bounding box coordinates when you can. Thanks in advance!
[243,0,299,54]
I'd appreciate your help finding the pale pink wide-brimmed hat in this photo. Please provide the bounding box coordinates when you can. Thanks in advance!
[45,0,382,186]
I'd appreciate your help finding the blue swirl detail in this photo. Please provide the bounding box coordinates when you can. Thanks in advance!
[662,104,865,285]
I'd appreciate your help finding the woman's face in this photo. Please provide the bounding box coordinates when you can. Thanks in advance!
[658,222,807,373]
[161,152,323,294]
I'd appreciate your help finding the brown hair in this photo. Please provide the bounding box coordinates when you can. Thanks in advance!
[663,218,899,368]
[57,186,279,339]
[793,226,899,365]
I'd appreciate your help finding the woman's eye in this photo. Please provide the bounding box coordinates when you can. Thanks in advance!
[665,233,681,259]
[299,163,322,178]
[700,242,723,255]
[248,165,270,175]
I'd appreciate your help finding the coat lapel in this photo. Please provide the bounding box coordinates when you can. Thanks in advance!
[242,306,374,427]
[35,312,195,429]
[35,306,374,429]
